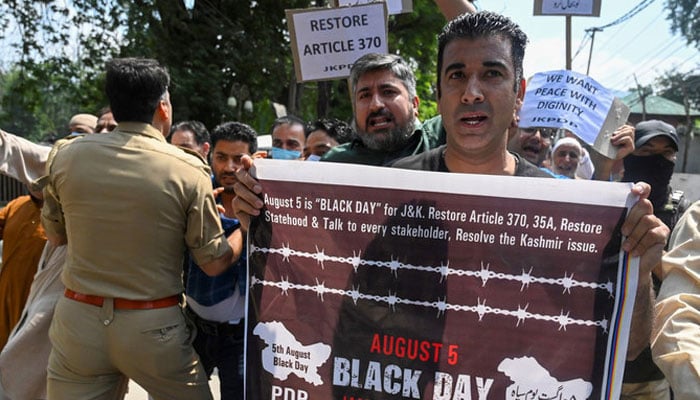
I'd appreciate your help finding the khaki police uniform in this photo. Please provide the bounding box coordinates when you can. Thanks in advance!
[42,122,230,400]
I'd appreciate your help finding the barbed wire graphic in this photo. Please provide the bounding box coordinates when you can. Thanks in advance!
[250,275,609,332]
[250,243,615,296]
[250,244,614,331]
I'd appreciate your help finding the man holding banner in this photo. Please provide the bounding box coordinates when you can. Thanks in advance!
[235,10,668,359]
[399,11,667,363]
[388,8,667,312]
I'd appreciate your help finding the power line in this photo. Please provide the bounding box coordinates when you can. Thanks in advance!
[601,11,664,61]
[579,0,657,73]
[586,0,656,32]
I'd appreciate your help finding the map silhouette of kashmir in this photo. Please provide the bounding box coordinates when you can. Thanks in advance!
[498,356,593,400]
[254,321,331,386]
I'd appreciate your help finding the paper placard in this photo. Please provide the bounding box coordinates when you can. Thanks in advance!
[287,3,388,82]
[533,0,602,17]
[519,69,629,158]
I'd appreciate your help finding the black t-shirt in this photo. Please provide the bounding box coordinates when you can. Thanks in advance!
[389,144,552,178]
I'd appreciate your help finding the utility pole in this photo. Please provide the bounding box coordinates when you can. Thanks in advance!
[585,27,602,75]
[681,82,692,173]
[634,74,650,120]
[566,15,572,70]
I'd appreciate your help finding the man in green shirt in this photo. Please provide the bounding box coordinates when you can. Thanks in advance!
[323,53,447,166]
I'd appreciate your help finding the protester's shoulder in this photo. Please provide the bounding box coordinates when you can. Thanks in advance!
[47,133,88,162]
[419,115,443,136]
[171,145,208,165]
[418,115,447,148]
[116,124,208,170]
[322,141,361,163]
[322,142,352,161]
[390,146,443,171]
[685,200,700,221]
[514,153,553,178]
[670,200,700,245]
[154,140,210,172]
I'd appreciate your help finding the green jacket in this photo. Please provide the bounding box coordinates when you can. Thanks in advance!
[322,115,446,166]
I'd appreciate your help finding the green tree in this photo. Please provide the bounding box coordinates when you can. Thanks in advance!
[0,0,117,139]
[656,71,700,111]
[0,1,449,137]
[665,0,700,49]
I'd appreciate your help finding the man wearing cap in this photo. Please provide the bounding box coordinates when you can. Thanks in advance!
[622,120,689,233]
[68,113,98,135]
[620,119,689,400]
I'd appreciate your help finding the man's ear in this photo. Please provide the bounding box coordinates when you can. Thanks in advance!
[157,99,170,121]
[511,78,526,128]
[201,142,211,158]
[412,95,420,118]
[517,78,526,101]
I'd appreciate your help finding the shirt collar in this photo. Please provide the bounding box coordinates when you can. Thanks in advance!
[114,122,166,142]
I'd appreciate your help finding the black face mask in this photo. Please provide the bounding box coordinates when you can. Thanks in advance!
[623,154,675,210]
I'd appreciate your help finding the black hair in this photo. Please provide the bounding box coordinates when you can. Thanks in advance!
[306,118,355,145]
[437,11,528,96]
[270,115,306,136]
[167,120,210,146]
[211,121,258,154]
[105,58,170,123]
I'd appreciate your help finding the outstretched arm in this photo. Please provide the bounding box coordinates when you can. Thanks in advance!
[434,0,476,21]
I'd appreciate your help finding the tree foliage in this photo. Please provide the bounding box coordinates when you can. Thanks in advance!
[656,70,700,114]
[665,0,700,48]
[0,1,452,139]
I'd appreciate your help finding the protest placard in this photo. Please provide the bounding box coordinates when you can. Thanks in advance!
[519,69,630,158]
[245,159,639,400]
[332,0,413,15]
[534,0,602,16]
[286,3,388,82]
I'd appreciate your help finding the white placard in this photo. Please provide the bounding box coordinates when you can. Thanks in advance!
[534,0,602,17]
[519,69,628,157]
[287,3,388,82]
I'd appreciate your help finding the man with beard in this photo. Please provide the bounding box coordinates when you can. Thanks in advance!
[620,119,689,400]
[320,0,477,165]
[183,121,256,400]
[508,126,557,167]
[322,52,448,166]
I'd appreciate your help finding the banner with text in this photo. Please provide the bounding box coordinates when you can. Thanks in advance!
[519,69,630,158]
[287,3,388,82]
[245,160,639,400]
[332,0,413,15]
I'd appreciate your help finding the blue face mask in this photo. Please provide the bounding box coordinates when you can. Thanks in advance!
[306,154,322,162]
[270,147,301,160]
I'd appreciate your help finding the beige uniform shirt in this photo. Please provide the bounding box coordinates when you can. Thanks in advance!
[41,122,230,300]
[651,201,700,400]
